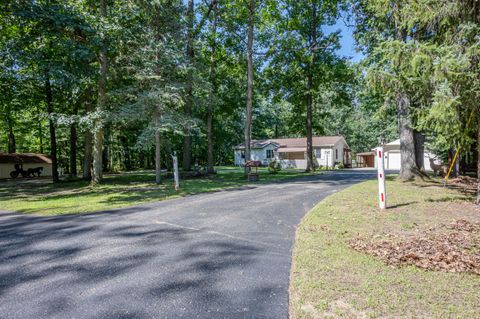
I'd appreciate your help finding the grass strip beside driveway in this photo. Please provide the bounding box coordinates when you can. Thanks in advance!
[290,177,480,319]
[0,167,314,216]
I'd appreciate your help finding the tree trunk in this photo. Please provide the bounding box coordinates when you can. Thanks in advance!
[155,115,162,184]
[83,136,93,179]
[91,0,108,185]
[102,125,110,172]
[305,3,317,173]
[45,67,59,182]
[306,73,314,172]
[207,1,217,174]
[69,103,78,177]
[163,132,172,171]
[183,0,195,171]
[397,91,418,180]
[36,105,43,153]
[244,0,255,175]
[92,120,105,184]
[394,7,419,180]
[83,100,93,180]
[151,6,163,183]
[7,126,15,153]
[414,130,425,171]
[69,124,77,177]
[476,114,480,205]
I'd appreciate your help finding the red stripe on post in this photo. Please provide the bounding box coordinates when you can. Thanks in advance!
[379,150,382,158]
[379,173,382,178]
[381,193,384,202]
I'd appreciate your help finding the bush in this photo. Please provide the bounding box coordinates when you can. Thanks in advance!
[334,162,345,170]
[268,160,282,174]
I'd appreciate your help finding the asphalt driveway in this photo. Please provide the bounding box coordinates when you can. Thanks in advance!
[0,169,377,319]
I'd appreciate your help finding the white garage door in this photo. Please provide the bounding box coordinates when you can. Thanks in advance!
[387,151,401,169]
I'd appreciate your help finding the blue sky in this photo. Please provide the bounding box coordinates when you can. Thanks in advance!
[185,0,364,63]
[323,18,364,63]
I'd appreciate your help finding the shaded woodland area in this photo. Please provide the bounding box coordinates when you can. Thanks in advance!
[1,0,479,201]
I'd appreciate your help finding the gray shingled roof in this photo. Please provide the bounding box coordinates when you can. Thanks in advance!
[234,140,280,150]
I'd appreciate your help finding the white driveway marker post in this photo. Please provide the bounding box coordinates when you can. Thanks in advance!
[172,152,179,191]
[377,146,387,209]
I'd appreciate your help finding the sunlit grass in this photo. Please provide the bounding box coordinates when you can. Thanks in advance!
[0,166,313,215]
[290,178,479,318]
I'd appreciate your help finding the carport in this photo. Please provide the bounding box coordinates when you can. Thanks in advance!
[356,151,375,168]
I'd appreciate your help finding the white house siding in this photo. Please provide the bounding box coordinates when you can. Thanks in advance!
[279,159,307,169]
[0,163,53,179]
[234,137,350,169]
[314,147,334,167]
[234,143,278,166]
[315,140,347,168]
[281,146,344,169]
[234,150,243,166]
[333,142,346,165]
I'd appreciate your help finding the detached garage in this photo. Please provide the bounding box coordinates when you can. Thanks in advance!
[386,151,401,169]
[0,153,53,179]
[374,139,438,171]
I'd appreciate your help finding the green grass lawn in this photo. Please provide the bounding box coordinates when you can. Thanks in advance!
[0,166,312,216]
[290,177,480,319]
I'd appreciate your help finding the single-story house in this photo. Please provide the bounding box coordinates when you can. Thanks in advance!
[369,139,438,171]
[234,136,351,169]
[0,153,53,179]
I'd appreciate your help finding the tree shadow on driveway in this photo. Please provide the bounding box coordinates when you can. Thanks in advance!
[0,208,282,318]
[0,169,377,318]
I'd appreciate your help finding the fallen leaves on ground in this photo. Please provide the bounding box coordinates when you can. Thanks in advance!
[349,219,480,275]
[448,176,478,196]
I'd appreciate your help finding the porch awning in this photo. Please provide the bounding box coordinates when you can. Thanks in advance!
[277,147,306,152]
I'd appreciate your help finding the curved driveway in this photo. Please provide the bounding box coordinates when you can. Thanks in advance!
[0,169,376,319]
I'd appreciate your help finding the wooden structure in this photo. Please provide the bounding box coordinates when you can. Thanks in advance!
[0,153,52,179]
[245,160,261,182]
[356,151,375,168]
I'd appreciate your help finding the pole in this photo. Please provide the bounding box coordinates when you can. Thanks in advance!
[172,151,179,191]
[444,108,476,185]
[377,146,387,209]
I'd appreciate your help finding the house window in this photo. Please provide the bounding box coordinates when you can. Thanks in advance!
[316,149,321,158]
[335,149,338,159]
[266,149,274,159]
[241,151,245,159]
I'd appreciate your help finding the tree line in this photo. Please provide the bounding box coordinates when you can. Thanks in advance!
[353,0,479,202]
[1,0,478,202]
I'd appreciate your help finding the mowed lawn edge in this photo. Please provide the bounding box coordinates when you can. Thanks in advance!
[289,178,480,319]
[0,167,317,216]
